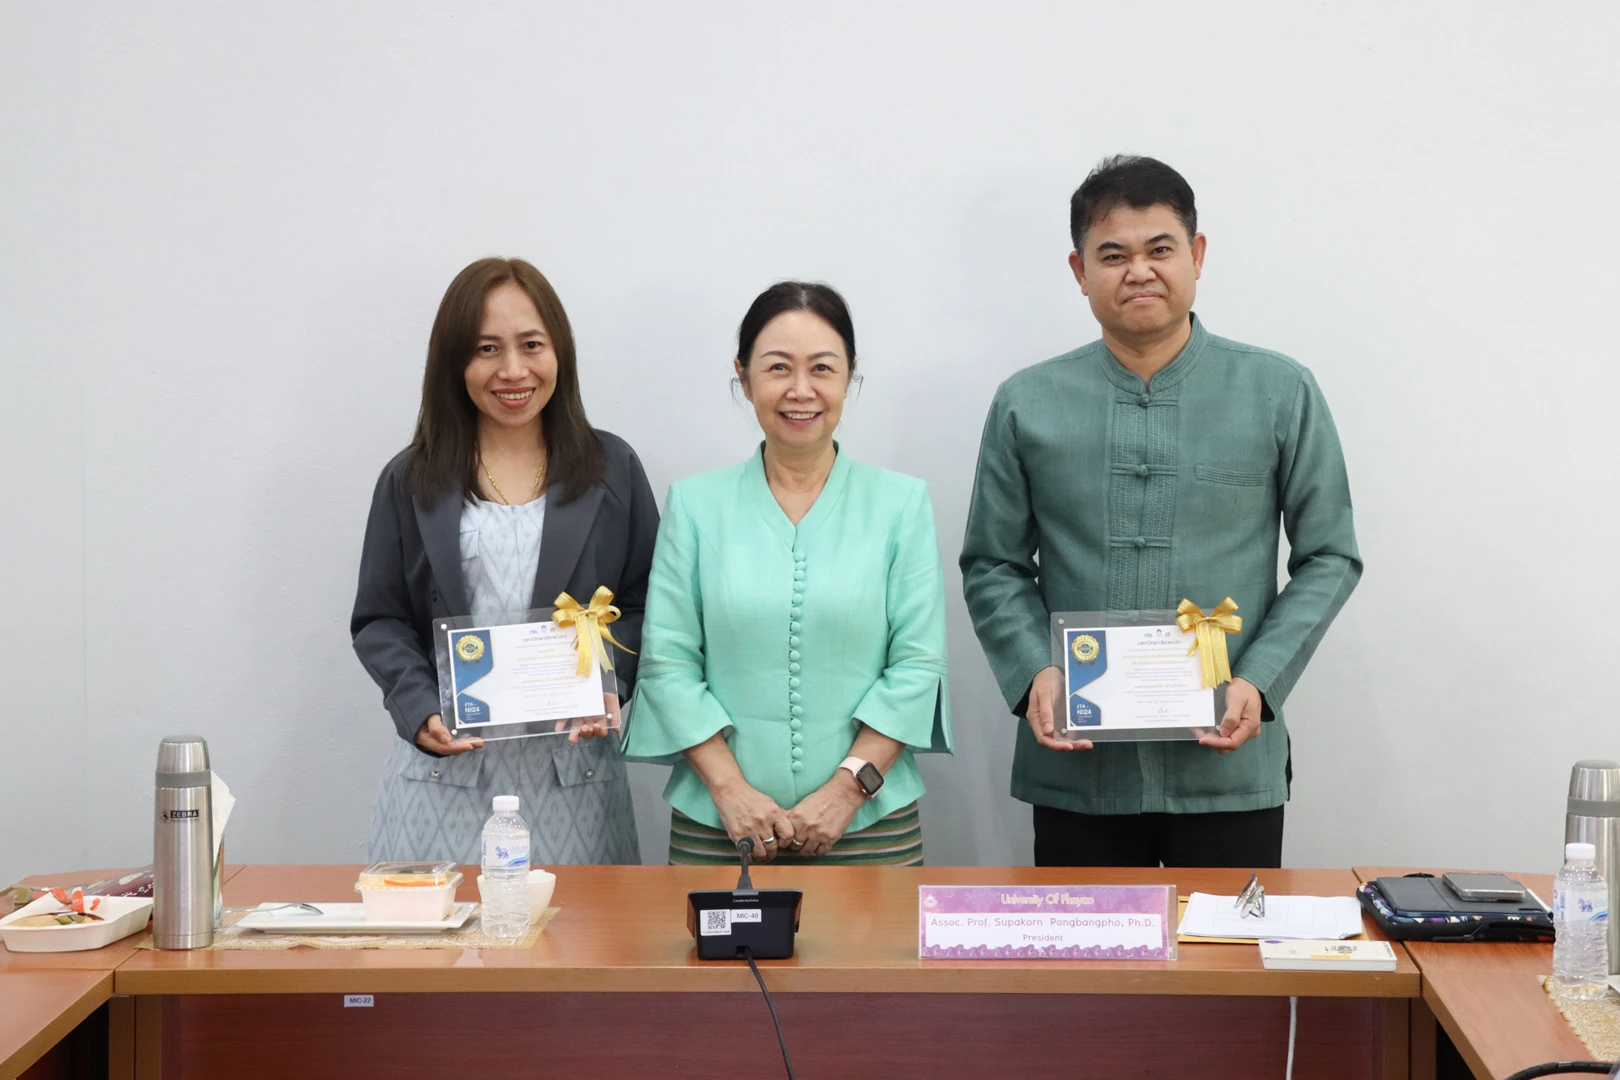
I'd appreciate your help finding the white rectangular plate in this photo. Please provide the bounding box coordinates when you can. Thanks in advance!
[235,902,476,934]
[0,896,153,953]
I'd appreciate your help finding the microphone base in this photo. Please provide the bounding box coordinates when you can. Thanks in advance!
[687,889,802,960]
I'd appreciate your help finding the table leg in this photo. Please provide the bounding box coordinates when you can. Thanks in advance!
[132,999,163,1080]
[108,997,134,1080]
[1409,997,1437,1080]
[1383,999,1412,1080]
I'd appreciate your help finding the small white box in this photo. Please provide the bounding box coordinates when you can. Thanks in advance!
[354,872,463,922]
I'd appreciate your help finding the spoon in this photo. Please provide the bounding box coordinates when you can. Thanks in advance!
[224,903,324,916]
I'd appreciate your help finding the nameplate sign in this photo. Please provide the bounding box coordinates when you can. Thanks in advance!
[918,885,1178,960]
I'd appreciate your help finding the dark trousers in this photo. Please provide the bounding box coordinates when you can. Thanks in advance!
[1032,804,1285,868]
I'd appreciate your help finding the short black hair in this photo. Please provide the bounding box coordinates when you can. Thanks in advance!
[736,281,857,376]
[1069,155,1197,251]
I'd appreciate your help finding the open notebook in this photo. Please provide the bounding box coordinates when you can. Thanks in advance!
[1178,892,1364,941]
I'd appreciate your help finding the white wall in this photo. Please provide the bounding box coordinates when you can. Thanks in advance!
[4,1,1617,885]
[3,3,87,880]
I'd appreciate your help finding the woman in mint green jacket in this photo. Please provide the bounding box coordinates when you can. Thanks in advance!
[625,282,952,865]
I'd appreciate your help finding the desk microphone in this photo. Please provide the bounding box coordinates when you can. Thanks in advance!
[685,838,801,961]
[686,838,801,1079]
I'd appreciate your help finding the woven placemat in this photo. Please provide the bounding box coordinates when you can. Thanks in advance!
[133,906,559,951]
[1541,977,1620,1059]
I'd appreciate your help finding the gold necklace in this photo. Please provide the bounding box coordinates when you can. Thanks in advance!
[479,448,547,506]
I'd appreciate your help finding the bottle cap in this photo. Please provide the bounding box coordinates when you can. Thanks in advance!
[493,795,519,813]
[156,735,210,775]
[1565,841,1596,862]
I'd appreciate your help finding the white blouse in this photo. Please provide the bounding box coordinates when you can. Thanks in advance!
[458,496,547,618]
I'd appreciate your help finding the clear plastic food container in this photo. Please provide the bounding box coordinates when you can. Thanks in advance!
[354,861,463,922]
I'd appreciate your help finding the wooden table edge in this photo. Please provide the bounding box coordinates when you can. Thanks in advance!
[109,962,1420,998]
[106,864,1420,1001]
[0,970,113,1080]
[1420,976,1493,1080]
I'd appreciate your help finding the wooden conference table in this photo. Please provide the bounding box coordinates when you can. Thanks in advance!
[7,864,1421,1080]
[0,868,245,1080]
[1357,867,1595,1080]
[0,970,112,1080]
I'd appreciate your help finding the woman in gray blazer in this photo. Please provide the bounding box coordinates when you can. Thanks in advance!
[352,257,657,865]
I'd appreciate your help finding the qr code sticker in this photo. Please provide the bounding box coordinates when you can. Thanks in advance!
[700,908,730,936]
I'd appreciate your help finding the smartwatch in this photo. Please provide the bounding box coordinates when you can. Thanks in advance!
[838,756,883,799]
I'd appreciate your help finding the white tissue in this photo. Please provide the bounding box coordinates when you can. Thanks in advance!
[211,773,235,857]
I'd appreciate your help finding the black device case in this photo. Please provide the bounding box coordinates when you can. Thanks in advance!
[1357,874,1554,942]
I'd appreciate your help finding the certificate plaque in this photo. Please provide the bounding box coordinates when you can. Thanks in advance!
[435,606,617,742]
[1049,611,1225,743]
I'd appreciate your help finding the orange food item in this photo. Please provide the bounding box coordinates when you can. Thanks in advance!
[28,887,104,924]
[355,861,459,890]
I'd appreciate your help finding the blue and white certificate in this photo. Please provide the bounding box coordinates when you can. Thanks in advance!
[445,620,604,735]
[1062,624,1215,732]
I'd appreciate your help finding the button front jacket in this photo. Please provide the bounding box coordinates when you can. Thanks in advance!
[961,315,1361,815]
[625,446,953,830]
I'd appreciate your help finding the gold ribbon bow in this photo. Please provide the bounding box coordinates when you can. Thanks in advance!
[552,587,634,677]
[1176,597,1243,689]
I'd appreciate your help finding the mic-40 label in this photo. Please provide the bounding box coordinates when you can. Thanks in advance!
[699,908,762,936]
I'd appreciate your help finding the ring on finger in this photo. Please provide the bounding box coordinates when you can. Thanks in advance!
[762,836,777,845]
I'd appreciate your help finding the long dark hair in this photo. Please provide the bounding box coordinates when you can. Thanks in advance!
[403,257,603,505]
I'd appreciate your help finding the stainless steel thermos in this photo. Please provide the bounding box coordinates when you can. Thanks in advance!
[1564,758,1620,974]
[153,735,215,949]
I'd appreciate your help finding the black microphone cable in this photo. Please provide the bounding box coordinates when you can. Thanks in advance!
[741,946,795,1080]
[1502,1061,1617,1079]
[732,839,793,1078]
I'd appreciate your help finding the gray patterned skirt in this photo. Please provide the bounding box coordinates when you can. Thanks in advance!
[368,732,640,866]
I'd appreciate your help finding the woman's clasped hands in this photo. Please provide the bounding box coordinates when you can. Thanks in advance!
[712,779,795,860]
[712,776,863,860]
[784,778,864,857]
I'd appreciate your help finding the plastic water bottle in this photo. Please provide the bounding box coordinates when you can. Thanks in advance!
[480,795,531,939]
[1552,841,1610,999]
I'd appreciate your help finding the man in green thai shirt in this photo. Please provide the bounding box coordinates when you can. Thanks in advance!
[961,156,1361,867]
